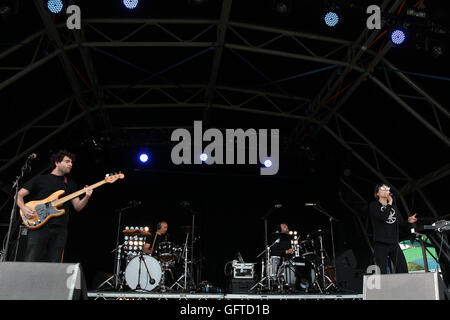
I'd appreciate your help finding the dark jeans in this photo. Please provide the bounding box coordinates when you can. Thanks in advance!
[374,241,408,274]
[24,224,68,262]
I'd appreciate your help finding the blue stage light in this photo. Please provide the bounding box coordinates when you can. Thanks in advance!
[123,0,139,10]
[391,29,406,45]
[324,11,339,27]
[200,153,208,162]
[47,0,64,14]
[264,159,272,168]
[139,153,149,163]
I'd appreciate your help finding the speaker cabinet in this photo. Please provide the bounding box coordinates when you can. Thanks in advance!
[363,271,449,300]
[0,262,87,300]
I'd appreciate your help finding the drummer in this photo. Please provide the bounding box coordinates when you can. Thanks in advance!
[271,222,294,257]
[143,221,169,256]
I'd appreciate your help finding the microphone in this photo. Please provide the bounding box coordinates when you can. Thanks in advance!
[304,203,316,207]
[28,153,37,160]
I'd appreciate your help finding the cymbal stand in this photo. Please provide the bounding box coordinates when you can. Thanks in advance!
[317,234,336,292]
[170,233,194,291]
[308,204,339,291]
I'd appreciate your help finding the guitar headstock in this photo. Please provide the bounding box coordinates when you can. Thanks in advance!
[105,172,125,184]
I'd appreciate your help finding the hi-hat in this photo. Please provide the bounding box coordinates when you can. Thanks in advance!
[309,229,329,238]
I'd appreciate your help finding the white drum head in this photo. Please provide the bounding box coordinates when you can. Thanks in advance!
[125,255,162,291]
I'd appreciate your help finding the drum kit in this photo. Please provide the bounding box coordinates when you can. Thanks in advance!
[251,229,337,293]
[98,226,195,292]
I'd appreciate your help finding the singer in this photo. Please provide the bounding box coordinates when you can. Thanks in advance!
[369,183,418,274]
[15,150,93,262]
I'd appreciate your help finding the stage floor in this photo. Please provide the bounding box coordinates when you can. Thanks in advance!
[87,291,363,300]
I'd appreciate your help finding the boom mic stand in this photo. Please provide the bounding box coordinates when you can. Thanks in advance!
[308,203,339,292]
[251,204,282,292]
[1,154,35,262]
[250,238,280,292]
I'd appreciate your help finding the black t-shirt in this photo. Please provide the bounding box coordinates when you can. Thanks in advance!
[270,233,292,257]
[369,200,408,245]
[22,174,78,228]
[149,233,170,255]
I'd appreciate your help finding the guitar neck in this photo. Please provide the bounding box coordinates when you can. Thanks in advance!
[53,180,106,206]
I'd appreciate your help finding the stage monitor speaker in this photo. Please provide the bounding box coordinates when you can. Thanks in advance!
[363,271,449,300]
[0,262,88,300]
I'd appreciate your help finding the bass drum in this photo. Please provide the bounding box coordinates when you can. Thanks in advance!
[277,256,316,291]
[125,255,162,291]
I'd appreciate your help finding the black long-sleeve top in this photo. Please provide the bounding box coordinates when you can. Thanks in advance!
[270,233,292,257]
[369,200,409,245]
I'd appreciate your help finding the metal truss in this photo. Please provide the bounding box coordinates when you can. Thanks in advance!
[0,7,447,221]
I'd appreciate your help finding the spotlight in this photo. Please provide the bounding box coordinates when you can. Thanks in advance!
[200,153,208,162]
[46,0,64,14]
[264,159,272,168]
[123,0,139,10]
[324,11,340,27]
[391,29,406,45]
[139,153,149,164]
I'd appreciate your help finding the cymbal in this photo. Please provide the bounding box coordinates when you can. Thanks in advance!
[309,229,329,238]
[123,229,152,237]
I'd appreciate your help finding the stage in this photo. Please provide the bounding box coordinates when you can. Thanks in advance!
[87,291,363,300]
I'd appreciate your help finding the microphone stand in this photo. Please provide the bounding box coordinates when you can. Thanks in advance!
[309,204,339,292]
[250,238,280,292]
[257,205,281,291]
[1,156,33,262]
[97,201,140,291]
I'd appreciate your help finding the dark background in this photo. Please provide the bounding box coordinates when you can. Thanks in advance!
[0,0,449,292]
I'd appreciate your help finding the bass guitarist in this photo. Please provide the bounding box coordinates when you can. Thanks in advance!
[15,150,93,262]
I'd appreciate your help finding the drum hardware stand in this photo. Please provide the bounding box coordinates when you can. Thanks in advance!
[97,201,141,291]
[307,203,340,292]
[170,232,195,291]
[250,238,280,292]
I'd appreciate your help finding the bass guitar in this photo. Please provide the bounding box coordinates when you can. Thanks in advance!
[20,173,124,229]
